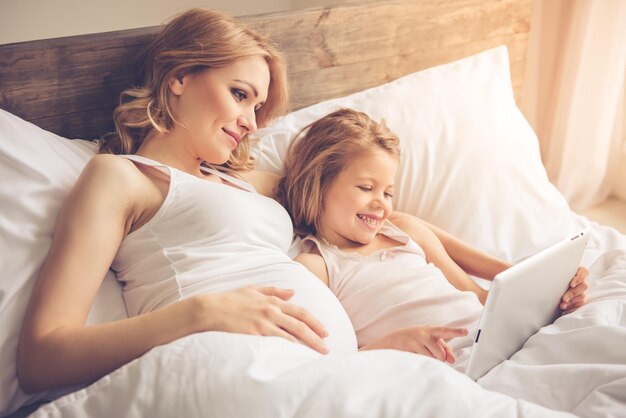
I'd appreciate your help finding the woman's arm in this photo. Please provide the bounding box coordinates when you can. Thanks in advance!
[19,155,177,391]
[18,156,328,393]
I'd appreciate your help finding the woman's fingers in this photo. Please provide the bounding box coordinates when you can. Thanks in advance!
[280,300,329,338]
[213,287,329,354]
[255,289,329,354]
[257,286,295,301]
[273,308,329,354]
[260,323,299,345]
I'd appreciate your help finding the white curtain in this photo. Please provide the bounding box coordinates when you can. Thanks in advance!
[521,0,626,211]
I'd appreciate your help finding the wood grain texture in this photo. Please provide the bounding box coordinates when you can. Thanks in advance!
[0,0,531,140]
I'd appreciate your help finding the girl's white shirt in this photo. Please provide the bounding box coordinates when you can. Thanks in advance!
[302,221,483,371]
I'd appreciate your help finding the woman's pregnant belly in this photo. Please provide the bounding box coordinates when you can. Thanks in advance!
[236,260,359,355]
[130,254,357,354]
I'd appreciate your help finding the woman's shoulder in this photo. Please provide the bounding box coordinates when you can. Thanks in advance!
[243,169,280,198]
[85,153,136,172]
[80,154,150,195]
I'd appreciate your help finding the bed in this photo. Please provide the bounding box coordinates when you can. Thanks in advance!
[1,0,626,417]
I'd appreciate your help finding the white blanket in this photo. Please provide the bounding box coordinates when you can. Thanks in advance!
[32,332,573,418]
[31,220,626,418]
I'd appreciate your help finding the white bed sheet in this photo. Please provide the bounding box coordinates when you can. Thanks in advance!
[29,216,626,418]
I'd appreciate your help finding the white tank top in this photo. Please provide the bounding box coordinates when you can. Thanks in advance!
[302,221,483,370]
[111,155,357,354]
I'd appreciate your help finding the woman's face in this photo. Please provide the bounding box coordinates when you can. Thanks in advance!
[169,55,270,164]
[317,150,398,249]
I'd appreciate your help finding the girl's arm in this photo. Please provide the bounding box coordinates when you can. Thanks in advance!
[294,252,330,286]
[389,212,511,280]
[18,156,327,393]
[389,211,588,311]
[390,213,489,304]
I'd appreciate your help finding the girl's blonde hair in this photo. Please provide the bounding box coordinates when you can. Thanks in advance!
[277,108,401,237]
[100,8,288,172]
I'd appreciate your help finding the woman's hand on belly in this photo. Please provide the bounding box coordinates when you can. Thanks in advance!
[189,287,330,354]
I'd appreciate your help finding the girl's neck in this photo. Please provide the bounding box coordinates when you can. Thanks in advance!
[317,230,401,257]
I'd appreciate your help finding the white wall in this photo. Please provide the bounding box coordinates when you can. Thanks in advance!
[615,146,626,201]
[0,0,360,45]
[609,77,626,201]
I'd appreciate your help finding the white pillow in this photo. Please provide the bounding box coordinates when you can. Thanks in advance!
[254,46,576,263]
[0,109,127,416]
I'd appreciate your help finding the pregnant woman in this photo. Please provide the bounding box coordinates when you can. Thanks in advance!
[17,8,357,394]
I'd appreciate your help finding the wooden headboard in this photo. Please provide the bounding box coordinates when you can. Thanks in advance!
[0,0,531,141]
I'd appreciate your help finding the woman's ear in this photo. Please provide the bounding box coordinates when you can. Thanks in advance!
[168,74,185,96]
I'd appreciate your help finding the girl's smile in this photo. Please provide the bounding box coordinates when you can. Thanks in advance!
[318,149,398,250]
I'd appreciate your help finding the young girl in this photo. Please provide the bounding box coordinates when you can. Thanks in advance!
[277,108,589,370]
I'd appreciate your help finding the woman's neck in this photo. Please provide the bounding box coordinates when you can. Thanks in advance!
[137,131,204,177]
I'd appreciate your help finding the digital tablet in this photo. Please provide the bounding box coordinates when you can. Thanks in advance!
[465,230,589,381]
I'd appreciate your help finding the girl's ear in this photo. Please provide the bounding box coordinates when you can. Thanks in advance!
[168,74,185,96]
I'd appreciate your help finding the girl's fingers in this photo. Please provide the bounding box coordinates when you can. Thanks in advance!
[431,327,468,341]
[569,266,588,288]
[562,279,589,306]
[562,293,587,309]
[573,267,589,285]
[424,338,447,361]
[572,279,589,296]
[441,338,456,364]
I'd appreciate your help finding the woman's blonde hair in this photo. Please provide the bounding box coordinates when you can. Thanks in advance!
[100,8,288,172]
[277,108,401,237]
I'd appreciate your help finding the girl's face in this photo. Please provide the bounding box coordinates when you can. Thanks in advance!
[318,150,398,249]
[169,55,270,164]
